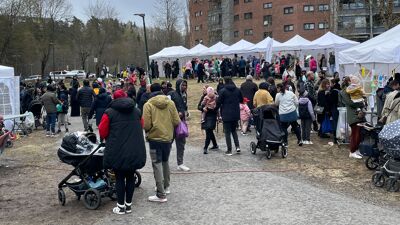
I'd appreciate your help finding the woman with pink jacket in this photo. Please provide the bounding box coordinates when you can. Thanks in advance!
[240,97,252,135]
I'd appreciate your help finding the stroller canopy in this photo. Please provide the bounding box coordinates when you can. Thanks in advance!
[379,119,400,149]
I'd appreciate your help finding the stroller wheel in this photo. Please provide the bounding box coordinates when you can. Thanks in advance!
[134,171,142,188]
[266,149,272,159]
[250,142,257,155]
[58,189,66,206]
[83,188,101,210]
[77,194,81,201]
[6,141,13,148]
[281,146,288,158]
[386,178,400,192]
[365,156,379,170]
[372,172,385,188]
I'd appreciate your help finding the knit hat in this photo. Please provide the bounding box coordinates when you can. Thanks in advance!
[113,90,127,99]
[246,75,253,81]
[206,86,214,95]
[243,97,250,103]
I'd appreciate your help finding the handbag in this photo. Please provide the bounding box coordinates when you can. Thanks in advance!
[175,120,189,138]
[321,114,333,134]
[314,105,324,114]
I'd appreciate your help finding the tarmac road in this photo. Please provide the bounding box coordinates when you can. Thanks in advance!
[92,132,400,225]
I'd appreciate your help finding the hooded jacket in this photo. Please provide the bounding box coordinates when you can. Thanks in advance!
[41,91,60,114]
[89,92,112,126]
[99,98,146,171]
[143,95,181,142]
[217,83,243,122]
[298,97,315,121]
[253,89,274,108]
[168,79,187,114]
[240,80,258,109]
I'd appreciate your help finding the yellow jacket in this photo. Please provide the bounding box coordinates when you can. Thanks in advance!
[253,89,274,108]
[143,95,181,142]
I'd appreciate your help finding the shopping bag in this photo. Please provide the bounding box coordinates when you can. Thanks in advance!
[175,120,189,138]
[321,114,332,134]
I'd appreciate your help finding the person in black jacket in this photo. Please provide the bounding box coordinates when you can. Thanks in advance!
[77,79,95,131]
[317,79,331,138]
[240,75,258,110]
[89,88,112,127]
[197,60,205,83]
[99,90,146,215]
[198,88,219,154]
[167,79,190,171]
[217,77,243,155]
[329,78,341,143]
[216,78,225,94]
[136,80,147,107]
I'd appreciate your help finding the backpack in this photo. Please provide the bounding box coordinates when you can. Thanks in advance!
[298,100,311,119]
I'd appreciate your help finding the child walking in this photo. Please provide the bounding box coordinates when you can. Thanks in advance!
[201,87,217,123]
[240,97,251,135]
[298,89,315,144]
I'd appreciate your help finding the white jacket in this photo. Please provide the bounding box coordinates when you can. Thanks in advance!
[275,90,298,115]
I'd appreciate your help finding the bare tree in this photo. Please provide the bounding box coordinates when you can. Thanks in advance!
[154,0,183,46]
[0,0,27,63]
[85,0,117,20]
[377,0,400,29]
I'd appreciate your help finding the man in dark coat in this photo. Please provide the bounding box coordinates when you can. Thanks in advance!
[164,62,172,79]
[77,79,95,131]
[150,60,155,79]
[172,59,180,79]
[167,79,190,171]
[240,75,258,110]
[99,90,146,214]
[197,60,205,83]
[89,88,112,127]
[217,77,243,155]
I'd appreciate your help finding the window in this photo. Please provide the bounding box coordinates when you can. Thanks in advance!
[263,15,272,26]
[234,31,239,37]
[318,22,329,29]
[303,5,314,12]
[264,2,272,9]
[234,0,239,5]
[284,7,294,14]
[195,11,203,17]
[263,31,272,38]
[234,14,239,21]
[244,29,253,36]
[318,4,329,11]
[194,25,202,31]
[394,0,400,7]
[284,24,294,32]
[244,12,253,19]
[244,0,252,2]
[304,23,315,30]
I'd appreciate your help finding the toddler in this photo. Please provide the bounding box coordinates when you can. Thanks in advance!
[346,75,365,103]
[201,87,217,123]
[239,98,251,135]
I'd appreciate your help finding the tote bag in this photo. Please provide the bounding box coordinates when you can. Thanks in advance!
[321,114,333,134]
[175,120,189,138]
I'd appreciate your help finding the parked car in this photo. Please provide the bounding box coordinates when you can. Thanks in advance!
[49,71,68,79]
[65,70,86,78]
[24,75,42,82]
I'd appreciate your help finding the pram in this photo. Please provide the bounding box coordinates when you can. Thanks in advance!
[358,123,386,170]
[250,105,287,159]
[57,132,142,210]
[28,99,46,129]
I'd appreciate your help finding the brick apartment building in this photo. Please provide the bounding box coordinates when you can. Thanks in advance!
[189,0,333,47]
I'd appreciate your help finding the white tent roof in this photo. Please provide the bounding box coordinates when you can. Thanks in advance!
[149,46,189,60]
[273,35,311,51]
[199,42,229,56]
[0,65,14,77]
[222,39,255,54]
[247,37,274,52]
[306,32,359,50]
[187,44,208,57]
[339,24,400,65]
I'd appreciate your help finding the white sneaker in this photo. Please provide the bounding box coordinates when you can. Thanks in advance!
[349,152,362,159]
[177,164,190,172]
[148,195,167,203]
[154,187,171,195]
[309,141,313,145]
[355,150,363,157]
[303,141,309,145]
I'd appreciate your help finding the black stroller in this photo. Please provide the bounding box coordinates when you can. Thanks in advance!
[28,99,45,129]
[250,105,287,159]
[358,123,386,170]
[372,120,400,192]
[57,132,142,210]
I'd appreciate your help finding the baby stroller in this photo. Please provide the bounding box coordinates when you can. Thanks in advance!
[358,123,386,170]
[28,99,46,129]
[57,132,142,210]
[372,120,400,192]
[250,105,287,159]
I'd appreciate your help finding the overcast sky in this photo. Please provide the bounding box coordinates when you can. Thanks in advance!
[69,0,186,26]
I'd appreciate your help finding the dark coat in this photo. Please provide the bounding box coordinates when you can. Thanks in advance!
[168,79,187,114]
[103,98,146,171]
[317,90,331,123]
[240,80,258,109]
[57,89,69,114]
[90,93,112,126]
[69,87,80,116]
[136,86,146,105]
[217,83,243,122]
[198,94,218,130]
[77,86,95,108]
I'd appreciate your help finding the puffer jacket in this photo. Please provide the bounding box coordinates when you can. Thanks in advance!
[168,79,188,114]
[77,86,95,108]
[298,97,315,121]
[40,91,59,114]
[217,83,243,122]
[240,103,251,121]
[143,95,181,142]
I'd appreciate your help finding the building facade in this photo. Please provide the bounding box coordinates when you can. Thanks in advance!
[189,0,332,47]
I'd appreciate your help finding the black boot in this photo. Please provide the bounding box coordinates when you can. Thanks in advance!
[203,148,208,154]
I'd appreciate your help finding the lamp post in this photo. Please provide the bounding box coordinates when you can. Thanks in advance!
[134,13,151,83]
[49,42,55,80]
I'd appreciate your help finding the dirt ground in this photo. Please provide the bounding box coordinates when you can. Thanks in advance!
[1,78,399,225]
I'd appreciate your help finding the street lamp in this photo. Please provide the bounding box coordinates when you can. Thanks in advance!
[134,13,151,83]
[49,42,55,80]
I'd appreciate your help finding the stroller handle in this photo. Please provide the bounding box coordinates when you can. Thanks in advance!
[75,143,105,168]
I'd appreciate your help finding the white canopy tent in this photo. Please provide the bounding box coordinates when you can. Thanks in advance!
[199,42,229,57]
[273,35,312,52]
[0,65,19,116]
[149,46,189,60]
[186,44,208,57]
[246,37,274,62]
[221,39,255,55]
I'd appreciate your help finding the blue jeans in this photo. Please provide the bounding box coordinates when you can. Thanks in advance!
[46,113,57,133]
[330,64,335,74]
